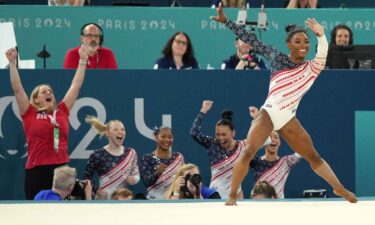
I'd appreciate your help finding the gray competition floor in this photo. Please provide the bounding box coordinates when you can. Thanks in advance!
[1,198,374,225]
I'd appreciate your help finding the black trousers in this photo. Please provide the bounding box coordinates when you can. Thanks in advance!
[24,163,66,200]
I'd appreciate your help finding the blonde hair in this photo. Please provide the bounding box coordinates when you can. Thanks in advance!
[111,188,133,200]
[85,116,124,137]
[165,163,199,199]
[53,165,77,191]
[251,180,277,199]
[30,84,57,112]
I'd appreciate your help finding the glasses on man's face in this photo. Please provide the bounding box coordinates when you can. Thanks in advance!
[82,33,101,39]
[174,39,188,46]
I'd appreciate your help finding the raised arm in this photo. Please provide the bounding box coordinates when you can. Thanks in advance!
[63,45,88,110]
[211,3,280,60]
[6,48,29,115]
[190,100,215,148]
[306,18,328,68]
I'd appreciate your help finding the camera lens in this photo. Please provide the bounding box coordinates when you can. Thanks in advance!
[189,174,201,186]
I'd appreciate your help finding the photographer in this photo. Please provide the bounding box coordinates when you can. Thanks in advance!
[166,164,220,200]
[221,38,266,70]
[34,165,92,200]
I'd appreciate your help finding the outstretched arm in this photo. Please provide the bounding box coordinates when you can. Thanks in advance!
[63,45,88,110]
[6,48,29,115]
[211,3,280,60]
[210,3,228,23]
[306,18,324,38]
[306,18,328,66]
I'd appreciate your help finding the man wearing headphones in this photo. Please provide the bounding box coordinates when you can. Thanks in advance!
[64,23,118,69]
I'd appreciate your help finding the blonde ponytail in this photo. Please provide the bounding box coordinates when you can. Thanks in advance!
[85,115,107,137]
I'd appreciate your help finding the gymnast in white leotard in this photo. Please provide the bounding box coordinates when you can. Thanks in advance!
[210,3,357,205]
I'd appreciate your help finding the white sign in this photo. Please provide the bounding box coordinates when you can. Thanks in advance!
[0,22,17,69]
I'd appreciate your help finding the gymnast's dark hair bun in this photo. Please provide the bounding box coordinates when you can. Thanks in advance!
[285,24,308,42]
[285,24,298,33]
[221,110,233,121]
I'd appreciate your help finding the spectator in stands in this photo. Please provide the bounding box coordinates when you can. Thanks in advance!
[326,24,354,69]
[284,0,320,8]
[139,127,185,199]
[154,32,199,69]
[48,0,85,6]
[221,37,266,70]
[34,165,92,200]
[64,23,118,69]
[329,24,353,47]
[190,100,270,200]
[6,47,87,200]
[251,180,277,199]
[249,106,301,199]
[166,163,221,199]
[84,116,139,200]
[111,188,133,200]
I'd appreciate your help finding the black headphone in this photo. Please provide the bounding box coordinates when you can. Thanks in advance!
[80,23,104,46]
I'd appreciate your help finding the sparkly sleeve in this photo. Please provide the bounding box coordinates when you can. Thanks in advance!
[129,149,140,184]
[190,112,215,149]
[84,150,99,193]
[225,19,282,60]
[249,154,260,169]
[139,154,159,188]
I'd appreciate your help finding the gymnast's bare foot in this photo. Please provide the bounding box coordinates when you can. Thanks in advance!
[334,186,358,203]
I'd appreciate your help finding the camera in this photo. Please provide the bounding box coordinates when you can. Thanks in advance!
[180,174,202,198]
[70,179,88,200]
[185,174,201,187]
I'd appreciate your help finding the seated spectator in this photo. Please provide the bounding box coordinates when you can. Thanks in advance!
[166,163,221,199]
[84,116,139,200]
[154,32,199,69]
[251,181,277,199]
[284,0,320,8]
[34,165,92,200]
[48,0,85,6]
[221,38,266,70]
[326,24,354,69]
[64,23,118,69]
[139,127,184,200]
[111,188,133,200]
